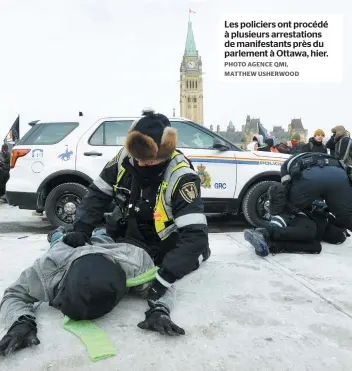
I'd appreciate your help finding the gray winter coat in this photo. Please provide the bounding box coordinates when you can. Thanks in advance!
[0,239,176,329]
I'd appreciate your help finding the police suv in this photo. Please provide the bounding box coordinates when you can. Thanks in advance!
[6,116,290,228]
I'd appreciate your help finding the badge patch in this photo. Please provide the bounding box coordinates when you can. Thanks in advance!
[179,182,198,203]
[196,164,211,188]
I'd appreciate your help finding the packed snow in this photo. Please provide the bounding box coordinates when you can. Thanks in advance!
[1,205,352,370]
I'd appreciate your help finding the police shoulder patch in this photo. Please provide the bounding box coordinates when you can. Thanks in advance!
[179,182,198,203]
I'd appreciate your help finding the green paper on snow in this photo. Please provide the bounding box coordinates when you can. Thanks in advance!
[62,266,159,361]
[63,317,116,361]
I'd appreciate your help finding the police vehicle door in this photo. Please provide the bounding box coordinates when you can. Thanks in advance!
[76,119,133,181]
[171,120,236,198]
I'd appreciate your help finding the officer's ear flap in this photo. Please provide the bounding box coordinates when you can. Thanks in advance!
[157,127,177,160]
[125,131,158,161]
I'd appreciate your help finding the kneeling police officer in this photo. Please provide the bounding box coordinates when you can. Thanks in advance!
[244,183,347,257]
[64,109,210,302]
[280,152,352,231]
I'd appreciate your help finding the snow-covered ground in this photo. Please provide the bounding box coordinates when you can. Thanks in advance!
[1,206,352,370]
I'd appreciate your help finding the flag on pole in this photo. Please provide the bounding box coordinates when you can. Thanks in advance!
[189,8,196,14]
[258,122,269,141]
[4,115,20,148]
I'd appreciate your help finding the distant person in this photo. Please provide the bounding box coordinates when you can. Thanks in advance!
[334,126,352,167]
[325,128,337,157]
[302,129,327,153]
[290,133,305,154]
[258,138,279,152]
[247,134,264,151]
[0,144,10,203]
[275,142,291,154]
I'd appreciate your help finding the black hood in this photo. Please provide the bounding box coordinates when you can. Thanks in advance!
[51,254,127,320]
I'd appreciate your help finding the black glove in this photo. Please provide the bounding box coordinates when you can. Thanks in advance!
[147,280,168,303]
[0,316,40,356]
[137,307,185,336]
[63,231,90,248]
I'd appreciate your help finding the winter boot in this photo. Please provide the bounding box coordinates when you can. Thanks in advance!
[244,228,271,257]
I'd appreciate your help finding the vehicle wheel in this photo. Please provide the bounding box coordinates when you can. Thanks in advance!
[45,183,89,228]
[242,180,279,227]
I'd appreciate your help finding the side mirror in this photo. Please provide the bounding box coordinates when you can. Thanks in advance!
[213,137,230,151]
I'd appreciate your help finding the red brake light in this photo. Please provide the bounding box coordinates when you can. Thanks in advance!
[10,149,31,168]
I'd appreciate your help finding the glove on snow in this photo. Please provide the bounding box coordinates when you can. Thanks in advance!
[137,307,185,336]
[0,316,40,356]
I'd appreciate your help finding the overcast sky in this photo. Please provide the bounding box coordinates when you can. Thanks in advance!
[0,0,350,141]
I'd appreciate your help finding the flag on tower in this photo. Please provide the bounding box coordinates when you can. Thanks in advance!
[189,9,196,14]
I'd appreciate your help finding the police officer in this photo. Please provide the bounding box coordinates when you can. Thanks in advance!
[244,184,347,257]
[280,151,352,231]
[64,109,210,302]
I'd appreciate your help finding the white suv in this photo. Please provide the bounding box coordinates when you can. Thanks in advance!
[6,116,290,228]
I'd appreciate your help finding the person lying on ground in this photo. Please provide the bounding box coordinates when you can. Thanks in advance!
[244,184,347,257]
[0,227,183,357]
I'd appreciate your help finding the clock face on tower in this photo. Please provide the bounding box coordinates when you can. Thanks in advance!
[187,61,195,68]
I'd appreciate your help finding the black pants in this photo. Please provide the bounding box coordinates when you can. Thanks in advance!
[0,170,9,197]
[268,215,322,253]
[289,166,352,231]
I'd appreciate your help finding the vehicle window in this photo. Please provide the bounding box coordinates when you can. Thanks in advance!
[89,124,104,145]
[89,120,133,146]
[19,122,79,145]
[171,121,214,149]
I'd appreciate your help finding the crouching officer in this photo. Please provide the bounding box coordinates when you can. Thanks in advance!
[280,152,352,231]
[64,109,210,302]
[244,184,347,257]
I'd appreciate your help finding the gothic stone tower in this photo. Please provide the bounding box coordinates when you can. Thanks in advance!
[180,21,204,125]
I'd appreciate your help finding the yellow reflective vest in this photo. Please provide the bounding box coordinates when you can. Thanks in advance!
[113,148,197,241]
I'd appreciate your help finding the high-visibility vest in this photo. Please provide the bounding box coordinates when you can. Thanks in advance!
[113,148,197,240]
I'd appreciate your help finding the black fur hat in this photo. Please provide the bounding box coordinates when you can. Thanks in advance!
[125,109,177,161]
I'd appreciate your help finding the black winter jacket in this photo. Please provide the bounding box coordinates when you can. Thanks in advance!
[302,137,327,154]
[73,150,210,286]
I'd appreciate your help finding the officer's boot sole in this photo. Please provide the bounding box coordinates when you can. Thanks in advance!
[244,229,269,257]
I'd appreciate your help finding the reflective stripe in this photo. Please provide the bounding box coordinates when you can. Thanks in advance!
[274,215,287,227]
[93,176,113,196]
[165,167,197,206]
[175,213,207,228]
[156,272,173,288]
[158,224,178,240]
[281,174,291,183]
[270,220,282,227]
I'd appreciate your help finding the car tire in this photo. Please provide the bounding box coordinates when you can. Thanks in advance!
[45,182,89,228]
[242,180,279,227]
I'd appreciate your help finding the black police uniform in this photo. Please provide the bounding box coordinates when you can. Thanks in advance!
[267,209,346,254]
[263,183,346,254]
[280,152,352,231]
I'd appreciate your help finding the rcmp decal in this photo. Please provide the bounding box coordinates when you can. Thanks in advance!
[58,145,73,161]
[179,182,198,203]
[196,164,211,188]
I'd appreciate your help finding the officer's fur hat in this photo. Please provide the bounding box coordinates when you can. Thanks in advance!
[125,109,177,161]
